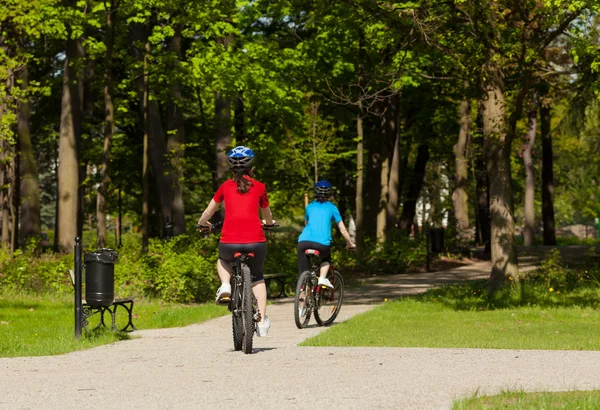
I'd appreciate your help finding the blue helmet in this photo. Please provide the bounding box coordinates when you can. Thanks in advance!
[314,180,332,199]
[227,146,255,170]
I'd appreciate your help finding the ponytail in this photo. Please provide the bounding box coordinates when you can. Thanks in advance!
[232,169,252,194]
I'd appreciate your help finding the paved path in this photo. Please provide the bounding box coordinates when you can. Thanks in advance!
[2,259,600,410]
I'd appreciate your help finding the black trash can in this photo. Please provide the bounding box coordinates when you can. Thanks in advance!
[430,228,445,254]
[84,249,118,308]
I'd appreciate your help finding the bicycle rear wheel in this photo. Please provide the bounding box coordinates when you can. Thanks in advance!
[294,270,312,329]
[241,264,254,354]
[314,270,344,326]
[231,277,243,351]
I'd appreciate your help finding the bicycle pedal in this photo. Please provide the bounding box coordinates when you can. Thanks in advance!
[216,296,231,306]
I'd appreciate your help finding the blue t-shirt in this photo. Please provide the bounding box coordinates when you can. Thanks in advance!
[298,201,343,246]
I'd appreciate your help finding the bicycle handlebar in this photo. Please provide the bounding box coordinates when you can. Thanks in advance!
[197,221,280,234]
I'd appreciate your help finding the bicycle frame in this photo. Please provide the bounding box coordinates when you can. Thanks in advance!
[230,252,261,322]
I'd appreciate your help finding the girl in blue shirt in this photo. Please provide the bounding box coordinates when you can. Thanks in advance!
[297,180,355,288]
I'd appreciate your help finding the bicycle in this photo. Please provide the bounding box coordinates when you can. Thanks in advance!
[198,221,278,354]
[294,244,347,329]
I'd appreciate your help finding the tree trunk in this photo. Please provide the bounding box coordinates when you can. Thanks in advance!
[142,39,150,253]
[131,23,173,235]
[482,62,518,285]
[399,144,430,234]
[17,64,41,244]
[540,100,556,245]
[473,105,490,250]
[311,102,319,183]
[234,92,245,144]
[377,155,390,244]
[215,92,231,189]
[57,34,83,253]
[355,112,365,250]
[167,24,186,236]
[523,104,537,246]
[0,145,6,246]
[96,1,118,248]
[1,73,10,246]
[78,60,94,239]
[452,92,470,247]
[387,129,400,230]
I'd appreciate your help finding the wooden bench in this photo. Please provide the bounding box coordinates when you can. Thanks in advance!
[264,273,288,299]
[68,270,136,332]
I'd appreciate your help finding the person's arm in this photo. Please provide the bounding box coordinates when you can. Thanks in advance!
[198,199,220,227]
[261,205,275,226]
[337,221,355,248]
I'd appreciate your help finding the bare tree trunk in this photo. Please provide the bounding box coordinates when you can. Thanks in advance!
[387,129,400,230]
[540,100,556,245]
[377,155,390,244]
[0,145,6,245]
[97,0,118,248]
[8,153,18,254]
[379,95,399,243]
[311,102,319,183]
[58,34,83,252]
[523,104,537,246]
[452,92,470,247]
[473,106,490,250]
[142,39,150,253]
[355,112,365,250]
[399,144,430,234]
[167,24,186,235]
[215,91,231,190]
[234,92,245,144]
[1,73,10,246]
[430,162,443,227]
[482,61,518,285]
[131,23,173,235]
[18,64,41,244]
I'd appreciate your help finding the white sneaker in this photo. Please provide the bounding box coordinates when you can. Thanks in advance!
[215,283,231,304]
[256,316,271,337]
[318,277,333,288]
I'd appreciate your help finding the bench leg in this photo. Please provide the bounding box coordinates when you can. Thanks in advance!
[101,301,136,332]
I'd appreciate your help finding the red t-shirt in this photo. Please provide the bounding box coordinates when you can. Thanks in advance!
[213,177,270,244]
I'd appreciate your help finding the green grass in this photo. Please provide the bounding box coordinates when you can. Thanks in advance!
[0,295,228,357]
[302,299,600,349]
[302,273,600,350]
[453,390,600,409]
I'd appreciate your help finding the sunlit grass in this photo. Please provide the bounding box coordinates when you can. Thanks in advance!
[453,390,600,409]
[0,294,228,357]
[302,275,600,350]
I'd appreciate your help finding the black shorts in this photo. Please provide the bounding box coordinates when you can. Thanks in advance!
[297,241,331,274]
[218,242,267,282]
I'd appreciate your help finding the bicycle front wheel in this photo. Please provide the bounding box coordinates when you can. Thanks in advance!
[241,264,255,354]
[314,270,344,326]
[294,270,312,329]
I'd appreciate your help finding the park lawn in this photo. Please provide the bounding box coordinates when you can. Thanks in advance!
[453,390,600,409]
[0,295,228,357]
[301,298,600,350]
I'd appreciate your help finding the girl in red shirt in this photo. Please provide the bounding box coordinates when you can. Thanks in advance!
[198,146,275,337]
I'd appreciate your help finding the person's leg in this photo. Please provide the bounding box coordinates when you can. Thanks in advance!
[316,245,332,287]
[252,280,267,324]
[319,262,330,279]
[216,243,235,302]
[297,242,310,274]
[217,258,232,284]
[247,242,269,333]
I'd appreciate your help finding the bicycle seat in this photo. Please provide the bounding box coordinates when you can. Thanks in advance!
[234,252,255,259]
[304,249,320,255]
